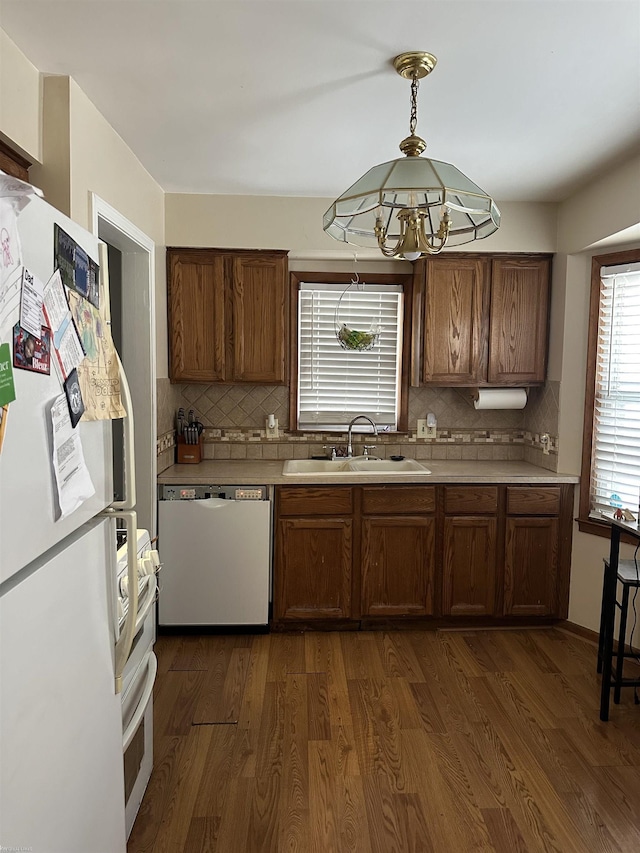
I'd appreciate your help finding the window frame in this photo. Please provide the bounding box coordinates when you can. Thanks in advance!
[288,270,414,434]
[578,248,640,538]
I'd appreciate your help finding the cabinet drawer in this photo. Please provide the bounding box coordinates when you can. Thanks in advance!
[444,486,498,514]
[362,486,436,515]
[507,486,560,516]
[278,486,353,516]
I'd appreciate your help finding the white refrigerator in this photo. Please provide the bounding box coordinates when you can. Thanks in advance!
[0,179,137,852]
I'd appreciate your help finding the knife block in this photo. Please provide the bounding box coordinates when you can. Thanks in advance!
[176,435,203,464]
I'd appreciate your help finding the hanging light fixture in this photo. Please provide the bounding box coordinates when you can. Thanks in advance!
[323,52,500,260]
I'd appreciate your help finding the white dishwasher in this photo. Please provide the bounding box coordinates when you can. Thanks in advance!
[158,484,272,628]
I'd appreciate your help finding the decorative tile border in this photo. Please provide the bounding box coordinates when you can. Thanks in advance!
[157,426,559,469]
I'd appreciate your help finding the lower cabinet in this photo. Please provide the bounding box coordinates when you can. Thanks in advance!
[273,482,573,626]
[503,486,562,616]
[274,487,353,621]
[442,486,499,617]
[361,516,436,616]
[275,517,352,620]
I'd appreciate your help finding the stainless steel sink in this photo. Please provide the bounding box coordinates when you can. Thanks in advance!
[282,458,431,476]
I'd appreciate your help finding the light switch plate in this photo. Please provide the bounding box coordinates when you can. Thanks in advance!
[417,419,427,438]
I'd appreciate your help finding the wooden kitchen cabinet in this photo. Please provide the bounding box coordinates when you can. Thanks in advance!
[273,482,573,628]
[442,486,499,617]
[503,486,561,616]
[488,257,550,384]
[274,487,353,621]
[167,248,289,383]
[415,253,551,386]
[360,487,436,617]
[422,256,490,384]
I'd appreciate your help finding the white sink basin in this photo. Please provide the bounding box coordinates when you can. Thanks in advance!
[282,458,431,476]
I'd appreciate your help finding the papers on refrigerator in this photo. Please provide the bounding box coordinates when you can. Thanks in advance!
[50,393,95,519]
[43,269,86,381]
[0,196,23,288]
[19,267,45,338]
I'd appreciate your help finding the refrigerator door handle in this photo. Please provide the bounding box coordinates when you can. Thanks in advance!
[122,651,157,751]
[111,349,137,511]
[101,509,138,693]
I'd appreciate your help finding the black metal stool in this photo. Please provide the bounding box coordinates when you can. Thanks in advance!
[597,557,640,704]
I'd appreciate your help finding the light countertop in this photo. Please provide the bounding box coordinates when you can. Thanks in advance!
[158,459,579,486]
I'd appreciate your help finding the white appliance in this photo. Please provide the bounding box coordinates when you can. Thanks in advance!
[0,177,147,852]
[116,529,159,837]
[158,484,271,627]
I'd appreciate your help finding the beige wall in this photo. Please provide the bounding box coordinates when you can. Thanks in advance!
[554,152,640,632]
[165,194,558,256]
[558,152,640,254]
[0,30,41,162]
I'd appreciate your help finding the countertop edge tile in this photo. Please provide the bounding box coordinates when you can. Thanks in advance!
[157,460,580,485]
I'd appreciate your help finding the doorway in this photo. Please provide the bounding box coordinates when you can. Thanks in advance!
[90,194,157,537]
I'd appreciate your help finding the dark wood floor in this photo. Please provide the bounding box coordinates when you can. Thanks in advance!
[128,628,640,852]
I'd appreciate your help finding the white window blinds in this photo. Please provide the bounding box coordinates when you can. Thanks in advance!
[591,262,640,513]
[297,282,403,431]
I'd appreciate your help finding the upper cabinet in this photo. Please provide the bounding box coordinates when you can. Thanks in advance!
[167,248,289,384]
[415,253,551,386]
[488,257,551,384]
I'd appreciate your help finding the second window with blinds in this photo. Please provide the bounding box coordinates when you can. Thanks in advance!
[291,273,412,433]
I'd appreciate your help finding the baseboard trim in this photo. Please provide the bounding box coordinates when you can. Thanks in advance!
[557,620,599,645]
[559,619,640,657]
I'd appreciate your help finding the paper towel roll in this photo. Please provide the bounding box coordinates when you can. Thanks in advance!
[473,388,527,410]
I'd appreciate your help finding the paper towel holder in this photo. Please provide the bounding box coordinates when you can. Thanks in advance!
[468,387,528,410]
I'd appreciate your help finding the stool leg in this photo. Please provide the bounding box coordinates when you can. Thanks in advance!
[614,584,630,704]
[598,561,609,674]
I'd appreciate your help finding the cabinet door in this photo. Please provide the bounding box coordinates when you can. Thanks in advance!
[443,517,497,616]
[488,257,550,384]
[275,518,352,620]
[230,254,288,383]
[504,517,558,616]
[423,257,489,384]
[168,251,226,382]
[361,516,435,616]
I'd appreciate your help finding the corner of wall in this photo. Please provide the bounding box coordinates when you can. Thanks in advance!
[29,75,71,216]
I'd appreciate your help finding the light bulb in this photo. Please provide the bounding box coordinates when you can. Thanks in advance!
[402,251,421,261]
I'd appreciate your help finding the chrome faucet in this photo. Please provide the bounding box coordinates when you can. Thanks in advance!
[346,415,378,458]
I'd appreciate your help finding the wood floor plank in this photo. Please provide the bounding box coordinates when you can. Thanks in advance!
[340,632,386,680]
[309,738,372,853]
[154,670,206,737]
[305,631,354,730]
[481,807,528,852]
[376,632,426,682]
[266,631,305,680]
[145,725,213,853]
[131,628,640,853]
[348,678,410,793]
[193,646,250,724]
[307,671,331,740]
[278,672,310,852]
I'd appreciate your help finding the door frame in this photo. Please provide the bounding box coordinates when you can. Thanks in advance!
[90,194,157,538]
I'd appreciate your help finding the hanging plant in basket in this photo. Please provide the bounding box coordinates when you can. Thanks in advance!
[334,279,381,352]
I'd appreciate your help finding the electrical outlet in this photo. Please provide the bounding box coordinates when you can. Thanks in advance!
[541,433,550,455]
[426,425,437,439]
[265,417,279,438]
[417,419,428,438]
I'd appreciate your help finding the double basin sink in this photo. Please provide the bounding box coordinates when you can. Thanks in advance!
[282,457,431,477]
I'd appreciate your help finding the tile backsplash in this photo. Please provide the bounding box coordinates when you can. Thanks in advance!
[157,379,560,473]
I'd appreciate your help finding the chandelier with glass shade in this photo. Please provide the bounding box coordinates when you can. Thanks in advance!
[323,52,501,260]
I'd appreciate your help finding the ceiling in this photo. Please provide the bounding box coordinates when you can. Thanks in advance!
[2,0,639,203]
